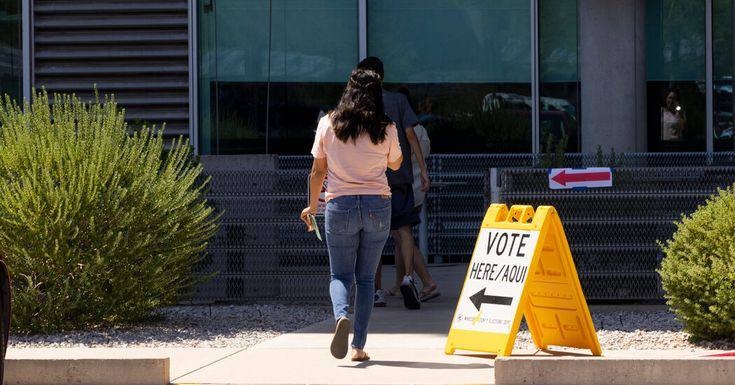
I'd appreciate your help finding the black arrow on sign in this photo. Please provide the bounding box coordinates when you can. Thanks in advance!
[469,288,513,310]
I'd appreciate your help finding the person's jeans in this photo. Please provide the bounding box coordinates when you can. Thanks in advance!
[325,194,391,349]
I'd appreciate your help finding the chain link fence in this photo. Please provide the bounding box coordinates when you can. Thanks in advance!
[189,153,735,303]
[494,165,735,301]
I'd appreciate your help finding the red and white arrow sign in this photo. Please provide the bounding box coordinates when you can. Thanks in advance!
[548,167,612,189]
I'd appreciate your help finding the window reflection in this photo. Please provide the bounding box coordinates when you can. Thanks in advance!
[661,89,687,141]
[214,82,268,154]
[647,82,706,150]
[198,0,357,155]
[0,0,22,102]
[646,0,706,151]
[369,0,532,153]
[713,0,734,151]
[713,78,733,148]
[539,0,580,153]
[198,0,587,155]
[382,84,532,153]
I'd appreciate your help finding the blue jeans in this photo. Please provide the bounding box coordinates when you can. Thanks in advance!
[325,195,391,349]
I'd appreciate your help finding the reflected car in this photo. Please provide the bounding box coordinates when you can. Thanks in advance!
[483,92,577,120]
[483,92,575,137]
[714,79,733,140]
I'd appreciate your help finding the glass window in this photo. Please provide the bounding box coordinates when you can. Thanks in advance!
[713,0,734,151]
[368,0,532,153]
[198,0,358,155]
[268,0,358,154]
[539,0,580,153]
[0,0,22,103]
[646,0,706,152]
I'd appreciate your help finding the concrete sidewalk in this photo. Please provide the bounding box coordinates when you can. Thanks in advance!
[7,263,734,385]
[172,263,496,385]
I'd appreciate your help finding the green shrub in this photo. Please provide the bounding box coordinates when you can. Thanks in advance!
[659,185,735,341]
[594,145,624,167]
[538,132,568,168]
[0,91,218,333]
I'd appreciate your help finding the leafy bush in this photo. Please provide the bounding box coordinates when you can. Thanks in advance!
[0,91,218,333]
[594,145,624,167]
[659,185,735,341]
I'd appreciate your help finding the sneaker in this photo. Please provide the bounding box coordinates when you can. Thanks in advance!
[330,317,351,359]
[374,289,387,307]
[400,275,421,310]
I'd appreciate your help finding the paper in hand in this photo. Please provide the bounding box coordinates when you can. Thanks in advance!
[308,214,322,242]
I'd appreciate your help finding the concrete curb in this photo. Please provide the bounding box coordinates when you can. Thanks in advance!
[495,355,735,385]
[5,357,170,385]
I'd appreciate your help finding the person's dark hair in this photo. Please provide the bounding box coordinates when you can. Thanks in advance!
[357,57,384,79]
[664,88,679,103]
[331,68,390,145]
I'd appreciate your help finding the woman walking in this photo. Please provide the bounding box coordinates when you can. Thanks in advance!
[300,68,402,361]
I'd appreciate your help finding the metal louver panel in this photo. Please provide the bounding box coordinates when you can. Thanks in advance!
[33,0,190,141]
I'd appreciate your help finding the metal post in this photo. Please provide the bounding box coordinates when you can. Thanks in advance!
[358,0,367,60]
[531,0,540,156]
[419,204,428,263]
[21,0,31,101]
[706,0,714,158]
[189,0,199,154]
[265,0,272,154]
[490,168,500,204]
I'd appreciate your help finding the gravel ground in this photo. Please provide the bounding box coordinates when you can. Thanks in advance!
[9,304,735,351]
[514,307,735,351]
[9,304,332,349]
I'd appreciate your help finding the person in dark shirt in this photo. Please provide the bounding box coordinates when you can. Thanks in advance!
[357,57,430,310]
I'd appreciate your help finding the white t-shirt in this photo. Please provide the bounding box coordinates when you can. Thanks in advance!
[661,109,683,141]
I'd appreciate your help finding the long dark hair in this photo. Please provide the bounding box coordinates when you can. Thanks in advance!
[331,68,390,145]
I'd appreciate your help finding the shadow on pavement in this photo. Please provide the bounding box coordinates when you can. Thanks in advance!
[340,360,493,370]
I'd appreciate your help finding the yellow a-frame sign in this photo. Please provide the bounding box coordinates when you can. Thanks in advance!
[445,204,602,357]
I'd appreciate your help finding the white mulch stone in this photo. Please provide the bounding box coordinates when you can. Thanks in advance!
[9,305,734,351]
[9,304,331,349]
[513,307,735,351]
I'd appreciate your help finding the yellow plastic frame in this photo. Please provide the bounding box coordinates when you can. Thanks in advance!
[445,204,602,357]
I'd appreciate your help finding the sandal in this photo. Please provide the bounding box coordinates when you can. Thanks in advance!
[351,350,370,362]
[330,317,350,359]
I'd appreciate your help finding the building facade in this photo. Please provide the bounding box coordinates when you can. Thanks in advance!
[2,0,734,156]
